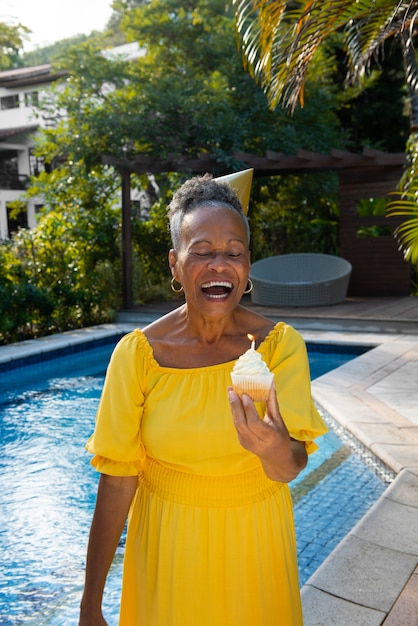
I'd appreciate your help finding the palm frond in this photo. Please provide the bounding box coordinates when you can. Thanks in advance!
[345,1,418,83]
[233,1,378,111]
[387,183,418,264]
[232,0,288,77]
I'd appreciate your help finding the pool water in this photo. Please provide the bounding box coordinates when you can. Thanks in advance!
[0,337,391,625]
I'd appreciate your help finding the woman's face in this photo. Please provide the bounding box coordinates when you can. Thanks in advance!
[169,205,251,315]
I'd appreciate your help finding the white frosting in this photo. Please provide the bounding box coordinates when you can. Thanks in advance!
[232,348,271,376]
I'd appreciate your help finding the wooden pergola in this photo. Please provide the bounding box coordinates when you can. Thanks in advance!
[103,148,409,309]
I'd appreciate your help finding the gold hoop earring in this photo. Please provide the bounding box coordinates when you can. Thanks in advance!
[171,277,184,293]
[243,278,253,294]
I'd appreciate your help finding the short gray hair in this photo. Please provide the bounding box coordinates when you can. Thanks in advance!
[167,174,250,249]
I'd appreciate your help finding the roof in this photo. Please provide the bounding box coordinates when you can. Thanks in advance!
[0,65,67,89]
[0,125,38,140]
[102,42,145,61]
[0,42,142,89]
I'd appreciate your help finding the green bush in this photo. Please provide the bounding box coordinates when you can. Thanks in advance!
[0,197,175,344]
[0,204,122,343]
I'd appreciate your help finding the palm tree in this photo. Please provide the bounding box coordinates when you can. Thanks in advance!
[232,0,418,264]
[386,134,418,264]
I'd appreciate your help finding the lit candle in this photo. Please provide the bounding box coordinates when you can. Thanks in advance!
[247,333,255,350]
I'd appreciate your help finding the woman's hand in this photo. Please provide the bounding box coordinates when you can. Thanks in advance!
[228,383,307,482]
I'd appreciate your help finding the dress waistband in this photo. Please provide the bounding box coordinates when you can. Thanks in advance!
[138,457,283,507]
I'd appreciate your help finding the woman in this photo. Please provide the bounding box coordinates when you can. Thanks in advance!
[79,174,327,625]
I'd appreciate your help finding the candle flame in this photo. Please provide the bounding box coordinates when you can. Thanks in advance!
[247,334,255,342]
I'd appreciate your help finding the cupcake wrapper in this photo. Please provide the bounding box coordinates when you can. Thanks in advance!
[230,372,274,402]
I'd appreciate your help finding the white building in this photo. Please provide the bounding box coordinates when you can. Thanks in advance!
[0,63,67,239]
[0,44,145,239]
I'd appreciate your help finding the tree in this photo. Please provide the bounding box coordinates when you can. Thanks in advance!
[0,21,29,69]
[28,0,345,275]
[1,0,356,341]
[232,0,418,264]
[6,0,380,345]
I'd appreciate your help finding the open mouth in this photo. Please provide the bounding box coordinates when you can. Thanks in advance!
[201,281,233,299]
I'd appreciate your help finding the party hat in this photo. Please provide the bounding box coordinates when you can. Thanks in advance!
[214,168,254,215]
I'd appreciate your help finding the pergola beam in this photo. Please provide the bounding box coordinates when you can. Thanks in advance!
[102,148,408,308]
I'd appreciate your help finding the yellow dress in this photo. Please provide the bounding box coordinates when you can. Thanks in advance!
[87,322,327,626]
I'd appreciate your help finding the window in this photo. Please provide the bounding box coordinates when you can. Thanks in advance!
[24,91,39,107]
[7,203,28,235]
[1,94,19,110]
[29,149,46,176]
[0,155,23,189]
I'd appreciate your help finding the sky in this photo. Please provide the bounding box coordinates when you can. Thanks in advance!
[1,0,114,51]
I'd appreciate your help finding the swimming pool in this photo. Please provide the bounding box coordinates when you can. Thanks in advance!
[0,335,393,624]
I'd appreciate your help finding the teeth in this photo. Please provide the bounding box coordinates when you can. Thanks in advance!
[201,281,233,289]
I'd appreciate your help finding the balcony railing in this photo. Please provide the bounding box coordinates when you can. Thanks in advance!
[0,173,29,190]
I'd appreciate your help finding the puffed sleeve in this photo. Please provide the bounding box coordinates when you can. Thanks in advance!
[86,330,147,475]
[263,323,328,454]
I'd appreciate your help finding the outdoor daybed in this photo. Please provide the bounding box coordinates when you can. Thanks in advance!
[249,253,352,307]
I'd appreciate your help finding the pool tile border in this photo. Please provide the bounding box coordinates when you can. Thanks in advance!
[0,324,129,371]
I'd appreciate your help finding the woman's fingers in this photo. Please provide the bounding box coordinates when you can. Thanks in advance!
[228,388,260,429]
[227,387,245,425]
[228,387,276,450]
[265,383,281,423]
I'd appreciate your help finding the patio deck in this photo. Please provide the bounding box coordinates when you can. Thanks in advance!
[117,294,418,335]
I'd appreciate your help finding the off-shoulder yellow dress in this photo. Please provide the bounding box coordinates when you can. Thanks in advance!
[87,322,327,626]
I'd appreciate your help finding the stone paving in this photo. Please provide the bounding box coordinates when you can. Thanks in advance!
[299,329,418,626]
[294,447,388,587]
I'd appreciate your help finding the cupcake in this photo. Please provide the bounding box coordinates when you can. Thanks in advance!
[231,335,274,401]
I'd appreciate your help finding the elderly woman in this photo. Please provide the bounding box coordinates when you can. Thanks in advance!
[79,174,327,626]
